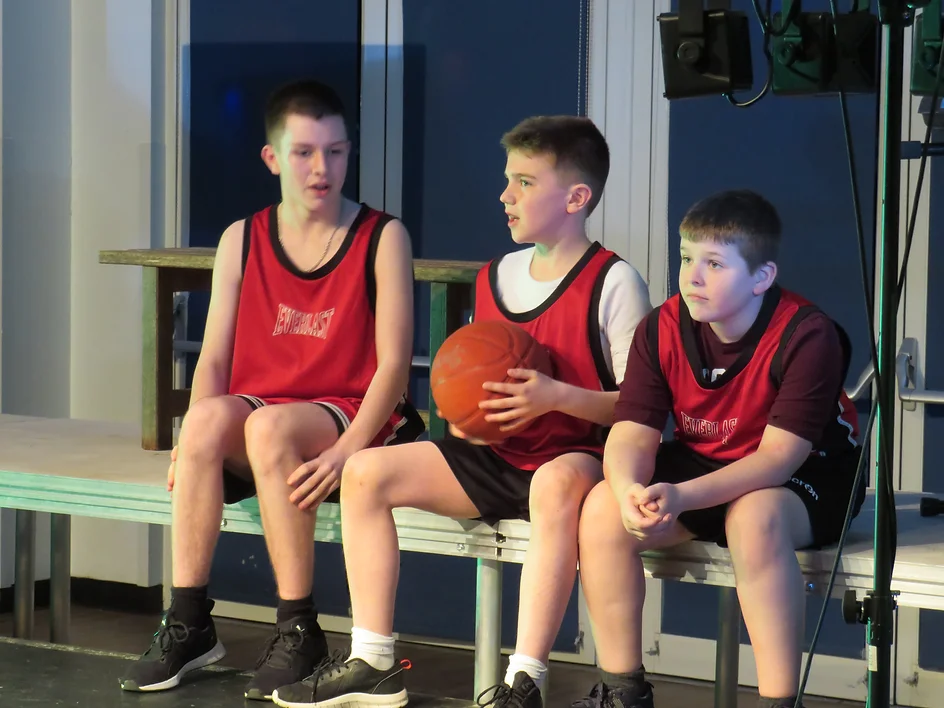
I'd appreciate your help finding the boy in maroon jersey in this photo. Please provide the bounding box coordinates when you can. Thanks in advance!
[119,80,423,700]
[270,116,652,708]
[572,190,865,708]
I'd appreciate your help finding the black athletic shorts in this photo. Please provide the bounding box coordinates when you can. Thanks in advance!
[653,440,866,549]
[432,437,537,526]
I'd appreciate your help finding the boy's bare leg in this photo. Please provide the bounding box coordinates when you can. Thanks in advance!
[508,453,601,686]
[724,487,813,701]
[578,480,694,673]
[245,403,343,601]
[172,395,255,587]
[341,441,480,635]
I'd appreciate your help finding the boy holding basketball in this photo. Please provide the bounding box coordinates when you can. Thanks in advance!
[119,80,423,700]
[572,190,864,708]
[271,115,652,708]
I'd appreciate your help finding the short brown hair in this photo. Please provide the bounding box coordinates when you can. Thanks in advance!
[264,79,347,145]
[680,190,781,271]
[501,116,610,215]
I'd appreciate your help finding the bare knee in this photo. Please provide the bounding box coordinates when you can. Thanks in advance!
[578,482,634,548]
[341,448,392,507]
[178,396,245,467]
[529,461,598,528]
[725,489,804,574]
[243,406,298,478]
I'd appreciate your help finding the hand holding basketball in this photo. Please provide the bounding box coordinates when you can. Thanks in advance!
[478,368,562,435]
[431,321,554,444]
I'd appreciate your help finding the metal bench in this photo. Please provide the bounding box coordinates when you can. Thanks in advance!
[4,414,944,707]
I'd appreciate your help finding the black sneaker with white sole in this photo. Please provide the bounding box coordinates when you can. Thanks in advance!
[118,602,225,692]
[571,681,655,708]
[244,616,329,701]
[477,672,543,708]
[272,651,410,708]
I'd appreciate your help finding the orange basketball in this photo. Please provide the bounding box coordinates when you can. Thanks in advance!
[430,320,553,443]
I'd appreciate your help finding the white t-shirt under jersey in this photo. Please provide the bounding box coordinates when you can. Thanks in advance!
[493,247,652,384]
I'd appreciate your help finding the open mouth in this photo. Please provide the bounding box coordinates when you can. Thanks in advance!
[310,183,331,196]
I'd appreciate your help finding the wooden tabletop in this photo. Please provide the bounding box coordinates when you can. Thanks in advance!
[99,248,485,283]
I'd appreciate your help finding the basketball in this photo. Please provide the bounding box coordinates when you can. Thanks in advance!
[430,320,553,443]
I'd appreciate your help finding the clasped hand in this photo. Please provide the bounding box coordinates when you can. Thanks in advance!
[621,482,681,539]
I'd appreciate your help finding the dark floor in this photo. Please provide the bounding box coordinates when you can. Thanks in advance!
[0,606,862,707]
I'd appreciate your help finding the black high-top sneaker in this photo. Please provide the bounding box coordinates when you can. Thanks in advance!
[571,681,655,708]
[477,672,543,708]
[272,651,411,708]
[244,616,330,701]
[119,600,225,691]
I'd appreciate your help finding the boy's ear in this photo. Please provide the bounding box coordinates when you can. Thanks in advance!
[261,144,280,175]
[752,261,778,294]
[566,183,593,214]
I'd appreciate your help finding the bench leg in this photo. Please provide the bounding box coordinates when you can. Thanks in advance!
[13,510,36,639]
[50,514,72,644]
[474,558,503,699]
[714,586,741,708]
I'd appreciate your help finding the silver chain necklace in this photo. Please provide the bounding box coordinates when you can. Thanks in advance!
[278,204,344,272]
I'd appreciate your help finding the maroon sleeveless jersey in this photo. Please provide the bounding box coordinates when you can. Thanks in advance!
[228,203,391,402]
[473,242,621,470]
[656,287,860,461]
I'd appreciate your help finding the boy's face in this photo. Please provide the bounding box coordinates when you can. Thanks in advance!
[261,113,350,211]
[500,150,584,245]
[679,238,773,324]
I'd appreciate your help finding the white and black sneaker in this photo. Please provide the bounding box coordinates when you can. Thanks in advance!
[272,651,411,708]
[244,616,329,701]
[118,601,225,692]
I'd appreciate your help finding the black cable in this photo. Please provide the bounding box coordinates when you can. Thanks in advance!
[796,403,877,705]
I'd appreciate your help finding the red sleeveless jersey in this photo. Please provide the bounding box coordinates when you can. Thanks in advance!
[656,287,860,462]
[228,204,391,401]
[473,242,621,470]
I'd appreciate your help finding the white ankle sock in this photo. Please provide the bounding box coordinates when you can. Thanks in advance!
[349,626,395,671]
[504,653,547,690]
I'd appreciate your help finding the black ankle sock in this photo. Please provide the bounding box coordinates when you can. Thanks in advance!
[276,595,316,624]
[757,697,800,708]
[599,666,647,692]
[170,585,210,627]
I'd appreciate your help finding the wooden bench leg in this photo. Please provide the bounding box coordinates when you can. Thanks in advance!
[714,586,741,708]
[474,558,503,699]
[142,266,174,451]
[13,510,36,639]
[49,514,72,644]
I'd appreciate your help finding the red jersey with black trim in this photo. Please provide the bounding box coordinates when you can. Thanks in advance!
[228,203,390,401]
[473,242,621,470]
[657,287,860,462]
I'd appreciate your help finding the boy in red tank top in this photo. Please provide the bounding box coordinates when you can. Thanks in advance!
[119,80,423,700]
[270,117,652,708]
[572,190,865,708]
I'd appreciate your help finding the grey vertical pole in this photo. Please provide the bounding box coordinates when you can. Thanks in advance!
[474,558,503,700]
[13,510,37,639]
[714,586,741,708]
[49,514,72,643]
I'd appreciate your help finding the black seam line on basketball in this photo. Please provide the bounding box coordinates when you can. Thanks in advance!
[269,202,369,281]
[679,284,781,390]
[488,241,603,323]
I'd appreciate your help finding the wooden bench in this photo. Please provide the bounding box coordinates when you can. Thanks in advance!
[5,414,944,707]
